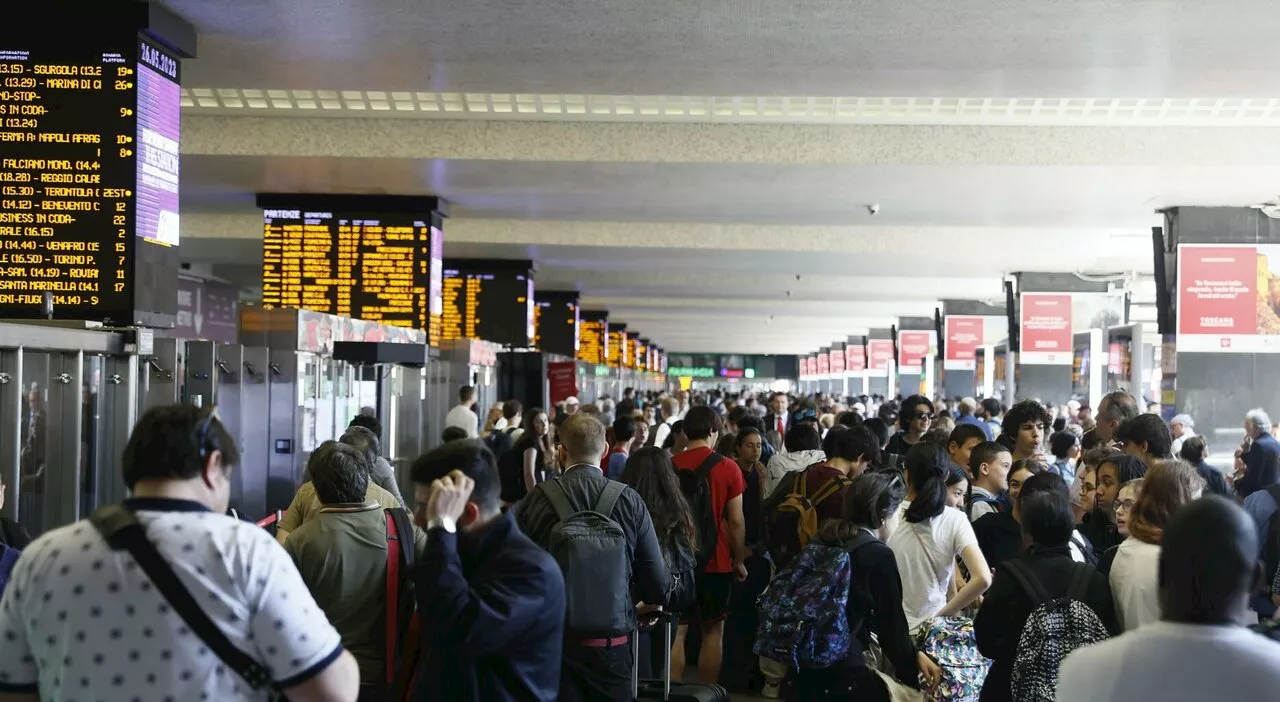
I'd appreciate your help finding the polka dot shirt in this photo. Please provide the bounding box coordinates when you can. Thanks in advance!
[0,498,344,701]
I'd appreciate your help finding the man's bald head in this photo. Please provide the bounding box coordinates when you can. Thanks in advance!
[1159,495,1258,625]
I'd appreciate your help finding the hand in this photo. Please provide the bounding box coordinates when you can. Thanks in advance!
[734,561,749,582]
[917,651,942,691]
[427,470,474,523]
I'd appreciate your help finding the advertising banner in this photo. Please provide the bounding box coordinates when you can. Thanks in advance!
[944,316,984,371]
[898,330,932,371]
[868,339,894,376]
[1020,293,1073,365]
[829,347,845,375]
[547,361,578,405]
[817,352,831,375]
[846,344,866,373]
[1177,244,1280,353]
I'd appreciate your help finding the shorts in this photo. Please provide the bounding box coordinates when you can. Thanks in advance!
[681,572,733,625]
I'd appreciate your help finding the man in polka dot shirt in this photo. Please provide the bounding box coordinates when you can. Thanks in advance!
[0,404,361,701]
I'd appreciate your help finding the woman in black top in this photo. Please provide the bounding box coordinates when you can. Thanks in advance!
[798,471,938,702]
[501,408,553,504]
[885,395,934,456]
[1178,436,1232,497]
[974,472,1120,702]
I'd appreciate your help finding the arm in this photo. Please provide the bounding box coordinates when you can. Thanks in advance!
[522,447,538,492]
[416,528,563,656]
[281,650,360,702]
[724,494,747,568]
[630,495,672,606]
[938,544,992,616]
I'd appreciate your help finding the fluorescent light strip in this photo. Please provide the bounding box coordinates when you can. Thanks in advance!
[176,91,1280,126]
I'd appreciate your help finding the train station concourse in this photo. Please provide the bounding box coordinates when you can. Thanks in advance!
[2,2,1280,701]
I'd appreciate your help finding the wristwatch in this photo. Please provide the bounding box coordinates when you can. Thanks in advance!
[427,516,457,533]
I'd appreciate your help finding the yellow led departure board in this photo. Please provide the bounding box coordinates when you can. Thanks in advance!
[607,325,628,368]
[578,312,608,365]
[438,259,536,347]
[257,196,447,345]
[533,290,579,357]
[0,32,185,324]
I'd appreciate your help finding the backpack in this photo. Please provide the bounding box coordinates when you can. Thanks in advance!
[766,470,852,570]
[542,478,633,637]
[664,532,699,614]
[383,508,419,698]
[914,616,990,702]
[483,427,515,461]
[0,544,19,598]
[1004,561,1111,702]
[754,537,869,670]
[1261,484,1280,594]
[677,452,724,572]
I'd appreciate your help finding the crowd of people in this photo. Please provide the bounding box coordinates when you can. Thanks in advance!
[2,386,1280,701]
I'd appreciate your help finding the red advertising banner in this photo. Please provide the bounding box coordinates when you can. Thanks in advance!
[868,339,894,376]
[897,330,932,371]
[944,316,983,371]
[1020,293,1073,365]
[817,352,831,374]
[846,344,866,373]
[1177,244,1280,353]
[830,347,846,374]
[547,361,578,405]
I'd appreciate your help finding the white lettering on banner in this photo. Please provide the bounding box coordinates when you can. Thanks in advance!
[1186,278,1249,299]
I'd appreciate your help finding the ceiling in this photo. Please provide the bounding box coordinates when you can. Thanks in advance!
[164,0,1280,97]
[164,0,1280,354]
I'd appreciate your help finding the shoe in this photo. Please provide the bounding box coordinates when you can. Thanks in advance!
[761,680,781,699]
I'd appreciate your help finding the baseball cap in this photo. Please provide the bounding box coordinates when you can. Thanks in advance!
[1171,413,1194,429]
[565,396,580,406]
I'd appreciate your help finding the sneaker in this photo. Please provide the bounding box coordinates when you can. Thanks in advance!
[761,680,781,699]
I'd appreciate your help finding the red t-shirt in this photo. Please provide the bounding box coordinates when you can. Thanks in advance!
[672,446,746,574]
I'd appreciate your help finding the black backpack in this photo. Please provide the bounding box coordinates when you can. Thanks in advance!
[1261,485,1280,595]
[664,532,699,613]
[678,452,724,572]
[543,479,633,637]
[484,427,516,461]
[1005,561,1111,701]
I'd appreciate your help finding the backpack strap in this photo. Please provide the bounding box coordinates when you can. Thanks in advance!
[1001,559,1050,606]
[695,451,724,480]
[809,474,853,507]
[593,480,626,519]
[1065,562,1094,601]
[384,509,404,685]
[542,478,577,522]
[88,505,276,692]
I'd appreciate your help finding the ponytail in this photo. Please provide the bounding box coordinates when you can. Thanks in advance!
[904,443,952,523]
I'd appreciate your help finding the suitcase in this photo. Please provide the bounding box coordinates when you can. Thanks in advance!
[632,611,730,701]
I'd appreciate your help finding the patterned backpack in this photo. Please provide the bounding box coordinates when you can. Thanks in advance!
[754,536,870,669]
[1004,560,1110,702]
[915,616,990,701]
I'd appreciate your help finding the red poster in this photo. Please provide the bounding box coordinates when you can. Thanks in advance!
[830,347,846,374]
[547,361,578,405]
[898,330,932,371]
[817,352,831,374]
[800,357,810,378]
[1108,343,1124,374]
[944,316,983,371]
[1020,293,1073,365]
[846,345,866,372]
[1177,244,1280,353]
[868,339,894,376]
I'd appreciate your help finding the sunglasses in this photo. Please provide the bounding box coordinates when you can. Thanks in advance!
[913,412,935,421]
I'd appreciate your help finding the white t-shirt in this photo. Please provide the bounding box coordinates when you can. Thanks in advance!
[0,499,344,701]
[1110,537,1163,631]
[887,504,980,630]
[444,404,480,438]
[1057,621,1280,702]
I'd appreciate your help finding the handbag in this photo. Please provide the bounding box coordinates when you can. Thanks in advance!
[89,505,283,700]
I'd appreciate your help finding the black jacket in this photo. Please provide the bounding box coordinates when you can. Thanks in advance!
[1239,433,1280,498]
[515,464,671,628]
[414,512,566,702]
[974,545,1120,702]
[0,517,32,550]
[1078,508,1121,554]
[973,510,1023,570]
[1193,461,1231,498]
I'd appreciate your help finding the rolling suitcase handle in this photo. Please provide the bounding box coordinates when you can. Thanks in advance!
[632,608,676,700]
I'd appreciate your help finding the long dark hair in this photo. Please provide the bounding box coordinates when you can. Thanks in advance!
[818,471,907,544]
[904,443,954,523]
[620,447,698,550]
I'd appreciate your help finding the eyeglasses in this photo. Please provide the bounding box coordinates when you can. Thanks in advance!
[1114,499,1137,514]
[913,412,935,421]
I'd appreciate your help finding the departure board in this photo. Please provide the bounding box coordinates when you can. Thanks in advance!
[635,338,649,372]
[578,311,608,365]
[533,290,580,357]
[439,259,535,347]
[258,196,446,344]
[607,324,629,368]
[0,33,185,324]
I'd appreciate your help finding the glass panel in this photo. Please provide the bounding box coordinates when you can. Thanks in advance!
[18,352,50,537]
[80,355,104,517]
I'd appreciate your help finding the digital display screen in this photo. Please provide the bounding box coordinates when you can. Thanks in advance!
[0,37,181,323]
[607,324,628,368]
[260,206,443,343]
[533,290,579,357]
[578,311,608,365]
[439,259,535,347]
[635,339,649,372]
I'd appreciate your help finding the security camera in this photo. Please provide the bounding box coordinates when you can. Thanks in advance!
[867,204,881,215]
[795,274,802,281]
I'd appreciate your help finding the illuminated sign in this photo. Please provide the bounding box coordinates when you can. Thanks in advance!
[257,195,446,344]
[0,29,187,325]
[668,366,716,378]
[607,323,628,368]
[439,258,535,347]
[578,311,608,365]
[533,290,580,356]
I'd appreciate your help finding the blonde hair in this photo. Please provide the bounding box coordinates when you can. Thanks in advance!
[1128,460,1205,545]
